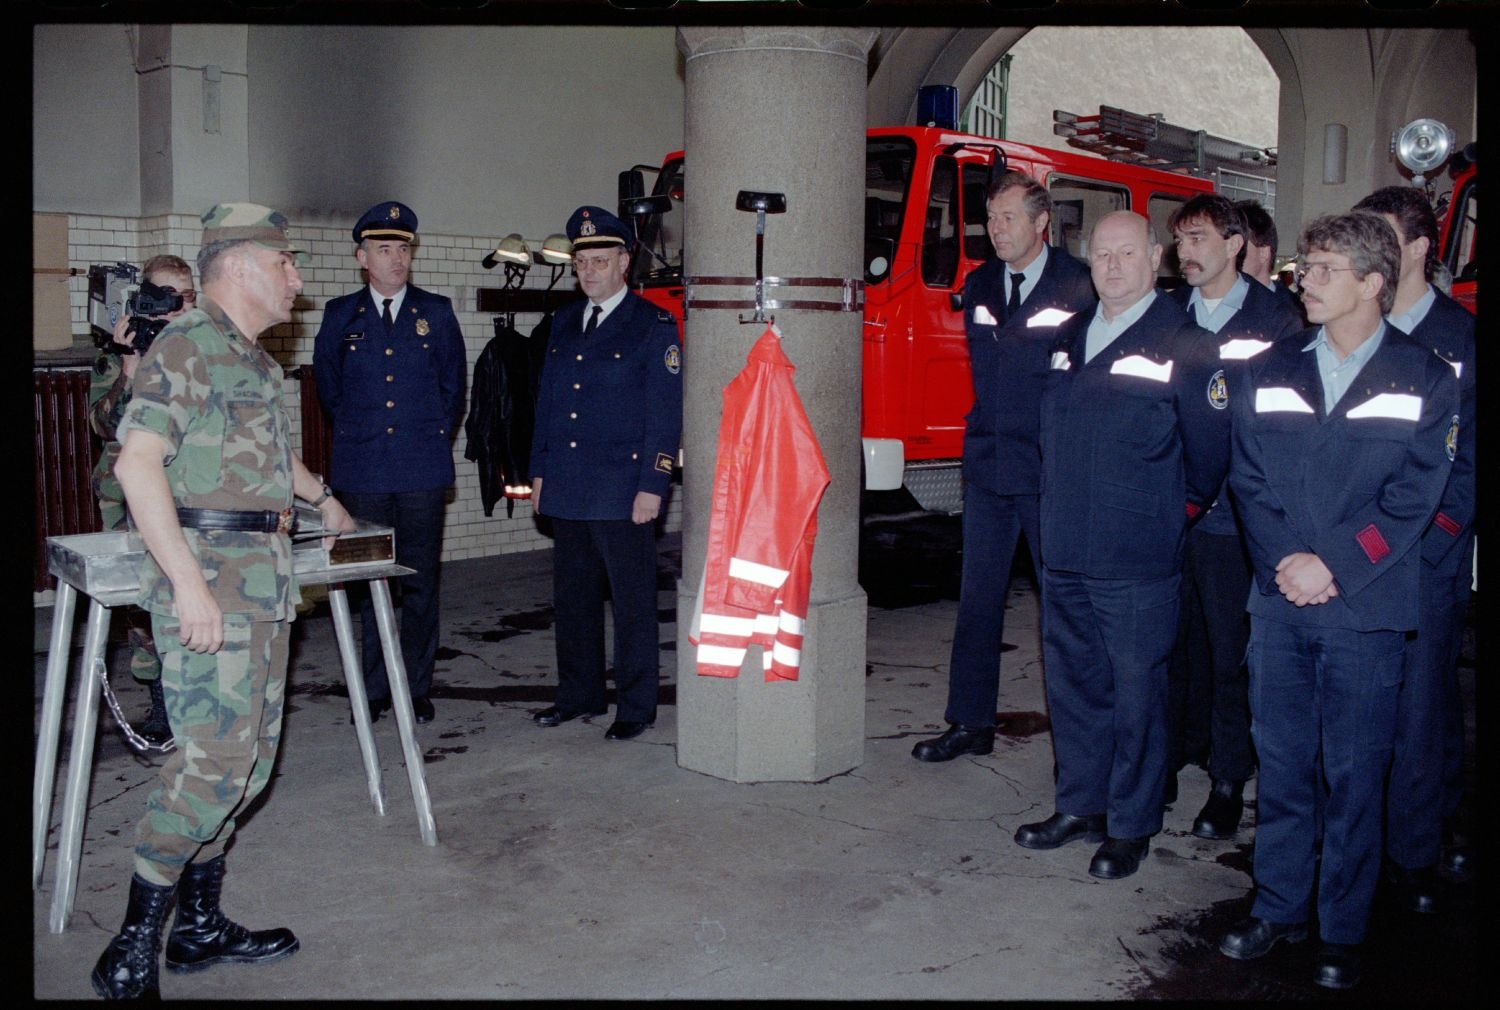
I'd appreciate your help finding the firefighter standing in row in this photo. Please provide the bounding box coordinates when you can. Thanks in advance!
[1217,211,1457,990]
[1016,210,1230,881]
[1163,195,1303,840]
[1351,186,1477,914]
[529,206,683,742]
[910,171,1095,764]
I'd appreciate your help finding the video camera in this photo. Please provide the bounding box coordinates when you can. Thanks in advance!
[87,263,184,356]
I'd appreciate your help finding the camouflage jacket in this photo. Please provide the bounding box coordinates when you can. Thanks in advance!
[88,352,130,531]
[118,297,299,621]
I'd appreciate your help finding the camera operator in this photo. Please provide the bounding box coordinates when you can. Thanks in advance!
[88,254,196,747]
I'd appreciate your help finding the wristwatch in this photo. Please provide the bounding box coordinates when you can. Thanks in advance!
[309,480,333,507]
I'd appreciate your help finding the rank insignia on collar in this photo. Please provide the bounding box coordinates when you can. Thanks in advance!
[1207,369,1228,410]
[664,344,681,374]
[416,318,430,336]
[1446,414,1459,461]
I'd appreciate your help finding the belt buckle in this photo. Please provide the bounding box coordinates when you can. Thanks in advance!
[276,507,295,535]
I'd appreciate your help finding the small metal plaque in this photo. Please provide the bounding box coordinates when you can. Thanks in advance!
[327,530,395,567]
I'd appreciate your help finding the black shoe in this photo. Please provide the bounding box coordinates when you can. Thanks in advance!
[533,704,607,727]
[92,874,175,999]
[1014,812,1106,850]
[911,724,995,762]
[136,677,173,747]
[351,698,391,726]
[604,719,653,741]
[1089,836,1150,879]
[165,856,299,974]
[1313,942,1363,989]
[1388,863,1440,914]
[412,697,435,724]
[1218,916,1308,960]
[1192,779,1245,840]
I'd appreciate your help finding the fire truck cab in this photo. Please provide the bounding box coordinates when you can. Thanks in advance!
[627,124,1219,516]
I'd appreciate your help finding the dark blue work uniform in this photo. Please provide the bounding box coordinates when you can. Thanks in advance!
[1038,292,1230,839]
[1386,289,1476,871]
[1166,275,1304,785]
[313,220,467,708]
[945,245,1095,729]
[1229,325,1457,945]
[530,292,682,723]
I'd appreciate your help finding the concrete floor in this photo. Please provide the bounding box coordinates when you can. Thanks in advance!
[33,528,1477,1000]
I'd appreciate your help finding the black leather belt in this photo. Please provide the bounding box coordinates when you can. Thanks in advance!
[176,507,296,535]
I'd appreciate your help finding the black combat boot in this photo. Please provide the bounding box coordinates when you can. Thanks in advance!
[164,856,299,973]
[136,677,172,748]
[91,874,175,1000]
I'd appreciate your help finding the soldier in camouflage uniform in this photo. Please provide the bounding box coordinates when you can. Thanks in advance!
[93,204,355,1001]
[88,255,197,746]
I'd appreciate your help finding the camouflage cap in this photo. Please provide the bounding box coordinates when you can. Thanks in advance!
[200,203,309,264]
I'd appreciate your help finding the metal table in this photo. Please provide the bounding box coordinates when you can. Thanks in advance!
[34,523,438,934]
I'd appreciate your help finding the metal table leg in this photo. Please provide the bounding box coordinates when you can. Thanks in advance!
[369,578,438,846]
[328,584,386,816]
[49,596,113,933]
[33,581,79,889]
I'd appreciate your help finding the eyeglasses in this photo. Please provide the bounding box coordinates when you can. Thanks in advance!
[573,252,621,273]
[1293,261,1358,286]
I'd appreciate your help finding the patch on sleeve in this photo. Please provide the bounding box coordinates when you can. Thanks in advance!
[1356,523,1391,565]
[1446,414,1459,461]
[664,344,681,374]
[1185,501,1202,519]
[1433,511,1461,537]
[1207,369,1228,410]
[656,452,675,475]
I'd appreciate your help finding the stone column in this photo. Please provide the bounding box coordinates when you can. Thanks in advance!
[674,27,877,782]
[136,25,251,216]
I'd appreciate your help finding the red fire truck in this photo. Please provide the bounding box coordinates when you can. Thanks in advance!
[1436,149,1477,315]
[625,115,1255,516]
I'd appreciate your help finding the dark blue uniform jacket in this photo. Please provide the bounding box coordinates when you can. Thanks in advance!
[1170,274,1306,536]
[1405,292,1475,576]
[530,292,682,521]
[1228,325,1458,632]
[1039,292,1231,579]
[961,246,1096,495]
[313,285,467,493]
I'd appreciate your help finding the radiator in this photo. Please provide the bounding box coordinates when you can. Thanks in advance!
[33,369,103,591]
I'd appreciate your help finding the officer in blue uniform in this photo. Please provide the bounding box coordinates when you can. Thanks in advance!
[912,170,1096,764]
[1217,212,1457,990]
[1235,199,1306,324]
[1353,187,1477,911]
[313,201,467,724]
[1164,195,1304,840]
[529,206,682,742]
[1014,211,1229,882]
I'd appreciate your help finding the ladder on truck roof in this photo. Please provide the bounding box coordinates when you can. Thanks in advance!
[1053,105,1276,181]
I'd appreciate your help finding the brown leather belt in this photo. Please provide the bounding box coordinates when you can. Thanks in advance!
[176,506,296,535]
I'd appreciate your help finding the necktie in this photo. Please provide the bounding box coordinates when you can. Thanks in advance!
[1006,272,1024,322]
[584,304,601,335]
[381,298,394,329]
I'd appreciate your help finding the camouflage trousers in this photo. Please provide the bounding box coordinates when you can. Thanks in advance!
[122,606,162,682]
[134,613,289,886]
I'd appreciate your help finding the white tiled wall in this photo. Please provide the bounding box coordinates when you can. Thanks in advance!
[59,212,684,568]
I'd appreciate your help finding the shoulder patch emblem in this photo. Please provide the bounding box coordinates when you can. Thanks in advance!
[1207,368,1228,410]
[1446,413,1459,461]
[664,344,681,374]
